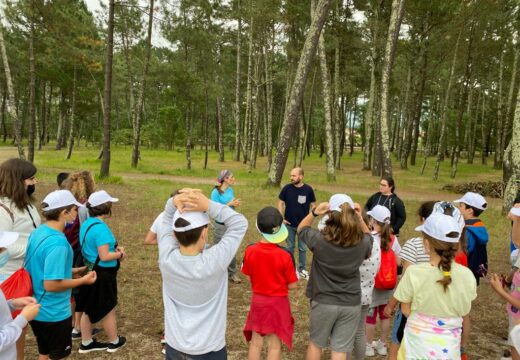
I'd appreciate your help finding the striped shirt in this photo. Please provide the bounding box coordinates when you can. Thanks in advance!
[400,237,430,265]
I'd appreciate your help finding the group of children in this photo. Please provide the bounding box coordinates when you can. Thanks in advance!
[0,161,519,360]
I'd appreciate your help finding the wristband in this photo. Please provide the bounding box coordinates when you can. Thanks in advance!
[311,208,318,217]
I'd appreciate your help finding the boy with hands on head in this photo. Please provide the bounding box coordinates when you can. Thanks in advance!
[158,188,248,359]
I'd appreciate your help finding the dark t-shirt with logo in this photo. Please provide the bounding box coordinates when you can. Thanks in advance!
[278,183,316,227]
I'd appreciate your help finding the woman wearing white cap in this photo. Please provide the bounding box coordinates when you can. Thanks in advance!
[76,190,126,354]
[365,205,401,357]
[393,213,477,360]
[0,158,41,360]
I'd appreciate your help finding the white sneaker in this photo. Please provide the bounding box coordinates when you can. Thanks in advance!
[299,269,309,280]
[374,340,387,356]
[365,343,375,357]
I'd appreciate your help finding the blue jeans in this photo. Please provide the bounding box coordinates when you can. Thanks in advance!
[165,344,227,360]
[286,225,306,272]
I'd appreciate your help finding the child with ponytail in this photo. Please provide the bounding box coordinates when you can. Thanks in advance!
[393,213,477,360]
[365,205,401,357]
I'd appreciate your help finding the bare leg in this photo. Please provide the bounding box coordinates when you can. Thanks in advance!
[306,341,322,360]
[365,323,376,344]
[380,319,391,344]
[266,334,282,360]
[38,355,49,360]
[16,327,27,360]
[388,343,400,360]
[80,313,93,342]
[103,308,118,342]
[248,332,263,360]
[74,312,83,331]
[331,351,347,360]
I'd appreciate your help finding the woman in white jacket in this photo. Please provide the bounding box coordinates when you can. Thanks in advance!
[0,158,41,360]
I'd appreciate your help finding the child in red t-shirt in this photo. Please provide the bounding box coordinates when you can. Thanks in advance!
[242,206,299,359]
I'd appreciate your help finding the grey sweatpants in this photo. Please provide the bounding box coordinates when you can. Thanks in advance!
[213,222,237,277]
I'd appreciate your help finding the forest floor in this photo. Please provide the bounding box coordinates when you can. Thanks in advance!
[0,145,510,359]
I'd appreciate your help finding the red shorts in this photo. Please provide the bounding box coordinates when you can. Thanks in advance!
[365,304,389,324]
[243,293,294,350]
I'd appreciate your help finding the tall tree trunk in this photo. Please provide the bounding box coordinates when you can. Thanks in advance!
[249,58,260,171]
[264,36,274,171]
[503,74,520,211]
[37,81,45,150]
[505,47,519,147]
[377,0,405,177]
[1,90,6,143]
[495,46,506,169]
[317,16,336,181]
[333,1,342,169]
[43,84,51,146]
[267,0,332,186]
[217,97,224,162]
[100,0,115,178]
[242,16,254,163]
[131,0,154,168]
[185,108,192,170]
[299,66,317,166]
[66,66,77,160]
[410,40,428,166]
[0,24,24,159]
[204,88,209,169]
[481,91,488,165]
[233,0,242,162]
[433,29,462,180]
[467,86,478,164]
[27,23,36,162]
[363,34,379,171]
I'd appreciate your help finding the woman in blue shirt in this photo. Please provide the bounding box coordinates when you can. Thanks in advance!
[210,170,241,283]
[77,190,127,354]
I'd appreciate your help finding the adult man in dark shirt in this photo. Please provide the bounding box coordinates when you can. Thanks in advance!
[278,168,316,280]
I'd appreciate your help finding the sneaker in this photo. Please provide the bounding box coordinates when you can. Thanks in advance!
[374,340,387,356]
[299,269,309,280]
[162,344,166,355]
[107,336,127,353]
[160,335,166,344]
[365,343,375,357]
[229,274,242,284]
[72,327,102,340]
[78,339,109,353]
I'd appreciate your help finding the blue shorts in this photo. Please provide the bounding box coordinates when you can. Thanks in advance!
[391,307,403,344]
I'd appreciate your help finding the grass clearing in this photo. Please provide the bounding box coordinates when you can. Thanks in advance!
[0,145,509,359]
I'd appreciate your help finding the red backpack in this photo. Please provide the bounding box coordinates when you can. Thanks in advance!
[374,235,398,290]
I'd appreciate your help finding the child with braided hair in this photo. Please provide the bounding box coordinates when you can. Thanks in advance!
[393,213,477,360]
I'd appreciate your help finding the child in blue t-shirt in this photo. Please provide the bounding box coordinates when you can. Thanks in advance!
[77,190,126,354]
[26,190,96,360]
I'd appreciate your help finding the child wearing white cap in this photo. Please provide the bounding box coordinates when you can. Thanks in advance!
[365,205,401,357]
[0,231,41,359]
[297,196,372,360]
[393,213,477,360]
[454,192,489,285]
[158,188,248,359]
[25,190,97,360]
[77,190,126,354]
[241,206,298,359]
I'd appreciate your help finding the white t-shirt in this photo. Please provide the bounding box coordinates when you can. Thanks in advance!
[360,235,381,305]
[150,212,164,234]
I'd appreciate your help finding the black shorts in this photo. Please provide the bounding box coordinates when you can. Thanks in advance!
[30,316,72,359]
[80,265,118,323]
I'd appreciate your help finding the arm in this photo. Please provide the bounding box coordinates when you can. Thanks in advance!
[44,271,96,292]
[158,197,180,259]
[401,302,411,317]
[513,216,520,248]
[489,273,520,309]
[297,212,315,233]
[461,315,470,352]
[288,282,298,290]
[143,230,157,245]
[278,200,286,220]
[384,296,399,317]
[402,260,413,273]
[0,315,27,352]
[97,244,123,262]
[393,197,406,233]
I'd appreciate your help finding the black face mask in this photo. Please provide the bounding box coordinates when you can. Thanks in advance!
[26,184,35,196]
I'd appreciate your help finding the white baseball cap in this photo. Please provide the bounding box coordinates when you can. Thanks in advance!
[329,194,354,212]
[510,207,520,217]
[42,190,83,211]
[432,201,465,232]
[454,192,487,211]
[0,231,18,248]
[88,190,119,207]
[367,205,391,224]
[172,211,210,232]
[415,213,461,243]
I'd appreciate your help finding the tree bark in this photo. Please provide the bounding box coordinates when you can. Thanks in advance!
[363,28,379,171]
[233,0,242,162]
[267,0,331,186]
[377,0,405,177]
[100,0,115,178]
[242,16,254,163]
[317,13,336,182]
[503,71,520,211]
[131,0,154,168]
[217,97,224,162]
[66,66,77,160]
[495,46,506,169]
[481,91,488,165]
[27,23,36,162]
[0,24,25,159]
[264,36,274,171]
[433,29,462,180]
[1,90,6,143]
